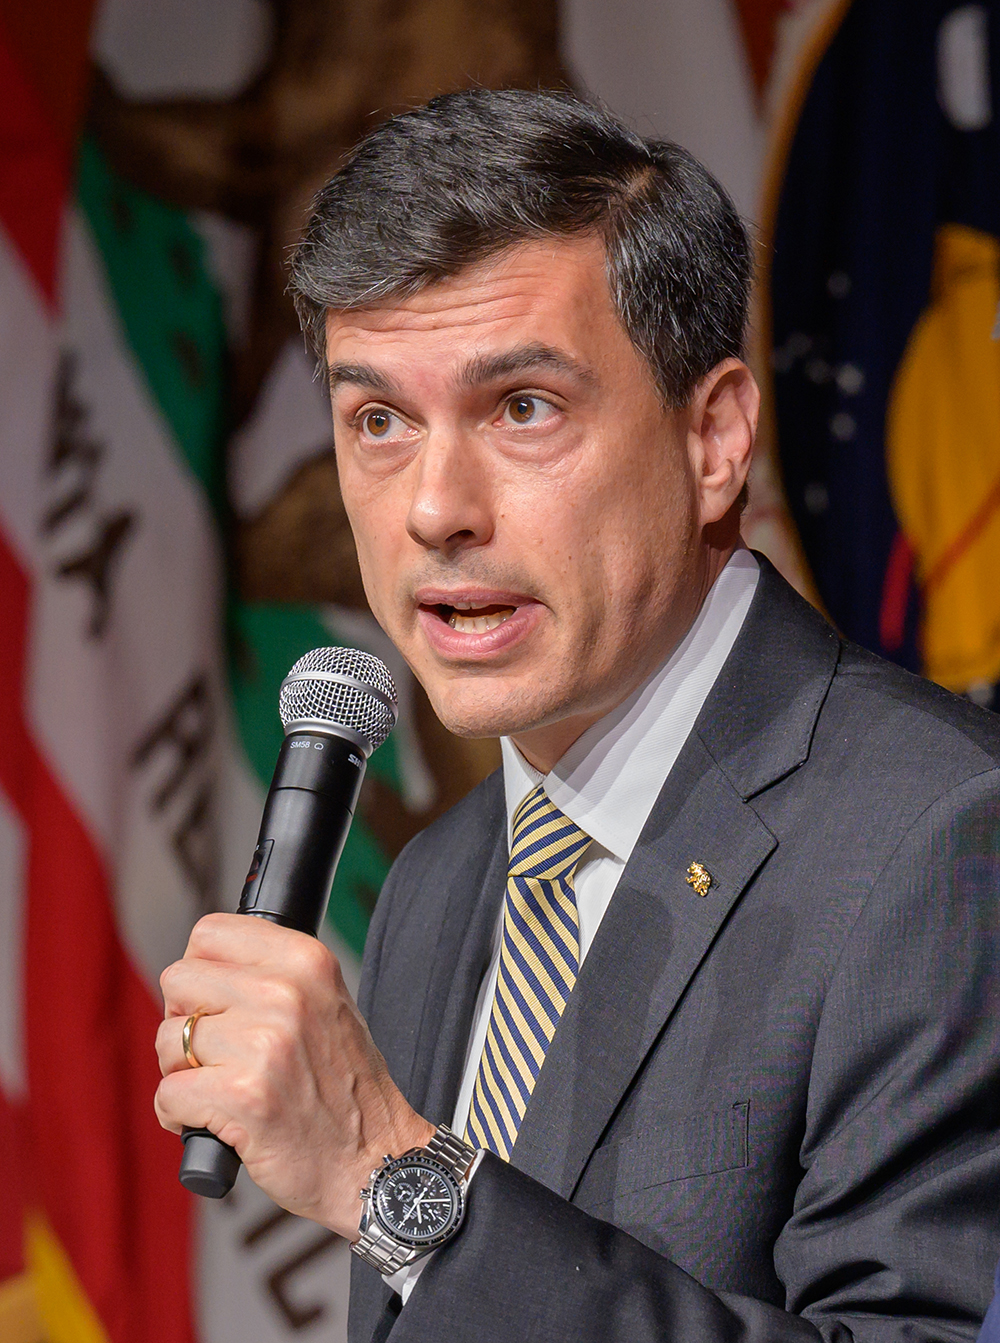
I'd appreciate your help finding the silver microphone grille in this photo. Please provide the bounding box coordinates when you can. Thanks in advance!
[279,647,398,755]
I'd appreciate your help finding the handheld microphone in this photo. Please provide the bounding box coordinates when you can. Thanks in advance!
[179,646,398,1199]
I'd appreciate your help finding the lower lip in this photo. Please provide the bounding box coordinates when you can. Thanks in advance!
[416,603,542,661]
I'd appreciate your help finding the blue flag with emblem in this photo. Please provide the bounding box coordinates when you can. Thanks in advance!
[769,0,1000,706]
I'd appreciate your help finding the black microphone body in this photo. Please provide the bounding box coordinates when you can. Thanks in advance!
[178,647,396,1199]
[179,731,366,1198]
[237,730,366,927]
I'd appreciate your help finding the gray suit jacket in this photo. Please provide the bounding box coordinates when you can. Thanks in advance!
[350,559,1000,1342]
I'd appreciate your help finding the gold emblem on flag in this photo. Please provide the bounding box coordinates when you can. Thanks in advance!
[685,861,712,897]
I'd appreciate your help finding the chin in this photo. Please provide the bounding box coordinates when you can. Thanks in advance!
[430,700,518,741]
[426,681,569,742]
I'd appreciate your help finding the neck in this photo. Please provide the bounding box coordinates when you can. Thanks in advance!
[512,709,611,775]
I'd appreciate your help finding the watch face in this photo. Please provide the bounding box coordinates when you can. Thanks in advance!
[373,1156,462,1247]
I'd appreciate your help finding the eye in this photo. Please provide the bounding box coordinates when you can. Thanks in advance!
[502,394,556,427]
[359,407,406,440]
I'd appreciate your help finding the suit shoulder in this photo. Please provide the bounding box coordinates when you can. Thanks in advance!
[381,766,505,890]
[362,766,504,985]
[828,640,1000,773]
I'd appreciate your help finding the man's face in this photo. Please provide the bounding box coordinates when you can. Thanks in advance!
[326,236,720,761]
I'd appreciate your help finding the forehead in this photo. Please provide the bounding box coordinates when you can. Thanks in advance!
[323,234,626,368]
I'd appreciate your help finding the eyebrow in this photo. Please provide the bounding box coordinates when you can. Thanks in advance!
[326,343,597,401]
[327,362,397,396]
[457,343,597,390]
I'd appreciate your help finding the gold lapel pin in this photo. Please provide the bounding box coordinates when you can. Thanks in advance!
[685,861,712,897]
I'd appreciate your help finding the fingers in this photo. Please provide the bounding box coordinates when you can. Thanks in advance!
[153,914,372,1223]
[154,1005,306,1146]
[156,1009,223,1077]
[156,983,306,1076]
[154,1067,248,1151]
[155,941,339,1084]
[185,913,340,978]
[160,920,339,1018]
[160,958,236,1021]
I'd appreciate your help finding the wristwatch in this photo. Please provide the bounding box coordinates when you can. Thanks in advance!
[351,1126,478,1274]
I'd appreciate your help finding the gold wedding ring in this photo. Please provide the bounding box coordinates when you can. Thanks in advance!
[182,1010,208,1069]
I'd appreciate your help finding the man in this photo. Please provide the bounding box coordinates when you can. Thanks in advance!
[155,91,1000,1340]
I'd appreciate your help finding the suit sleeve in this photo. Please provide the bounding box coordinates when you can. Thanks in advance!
[357,831,406,1021]
[979,1266,1000,1343]
[381,770,1000,1343]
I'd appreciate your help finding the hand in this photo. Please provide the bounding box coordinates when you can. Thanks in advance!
[154,913,434,1238]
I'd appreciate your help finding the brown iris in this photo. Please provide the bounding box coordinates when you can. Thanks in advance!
[364,410,392,436]
[507,397,536,424]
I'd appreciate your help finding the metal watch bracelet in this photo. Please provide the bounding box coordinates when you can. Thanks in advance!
[351,1125,478,1274]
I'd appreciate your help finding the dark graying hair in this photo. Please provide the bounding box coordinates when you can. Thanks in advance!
[288,89,752,408]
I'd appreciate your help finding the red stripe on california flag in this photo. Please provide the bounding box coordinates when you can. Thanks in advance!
[0,1083,29,1281]
[2,9,196,1335]
[0,524,196,1342]
[0,27,70,306]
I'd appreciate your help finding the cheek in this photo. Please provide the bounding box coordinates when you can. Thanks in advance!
[352,529,407,641]
[337,470,401,597]
[580,469,694,610]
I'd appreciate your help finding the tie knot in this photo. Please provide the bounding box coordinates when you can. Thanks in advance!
[509,784,591,880]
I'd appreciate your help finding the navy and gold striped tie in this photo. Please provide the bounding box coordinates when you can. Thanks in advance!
[465,784,592,1159]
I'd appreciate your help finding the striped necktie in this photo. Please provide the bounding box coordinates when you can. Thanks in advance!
[465,784,592,1159]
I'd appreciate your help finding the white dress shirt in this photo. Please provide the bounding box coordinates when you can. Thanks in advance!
[385,549,759,1301]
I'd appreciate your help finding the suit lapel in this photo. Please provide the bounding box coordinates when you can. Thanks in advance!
[405,777,508,1125]
[510,558,841,1197]
[509,735,775,1195]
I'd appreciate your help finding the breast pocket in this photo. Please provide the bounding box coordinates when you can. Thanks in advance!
[581,1100,749,1206]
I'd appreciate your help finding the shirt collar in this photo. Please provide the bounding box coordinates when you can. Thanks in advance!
[501,549,760,860]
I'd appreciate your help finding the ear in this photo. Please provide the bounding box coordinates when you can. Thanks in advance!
[686,359,759,527]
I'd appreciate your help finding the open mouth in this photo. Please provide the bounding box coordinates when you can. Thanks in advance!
[414,589,538,656]
[436,602,517,633]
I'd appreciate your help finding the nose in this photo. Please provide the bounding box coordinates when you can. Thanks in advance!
[405,431,494,555]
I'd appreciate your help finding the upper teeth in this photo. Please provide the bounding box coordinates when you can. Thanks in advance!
[448,609,514,633]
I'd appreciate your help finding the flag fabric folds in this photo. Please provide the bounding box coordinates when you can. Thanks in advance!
[768,0,1000,702]
[0,6,398,1341]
